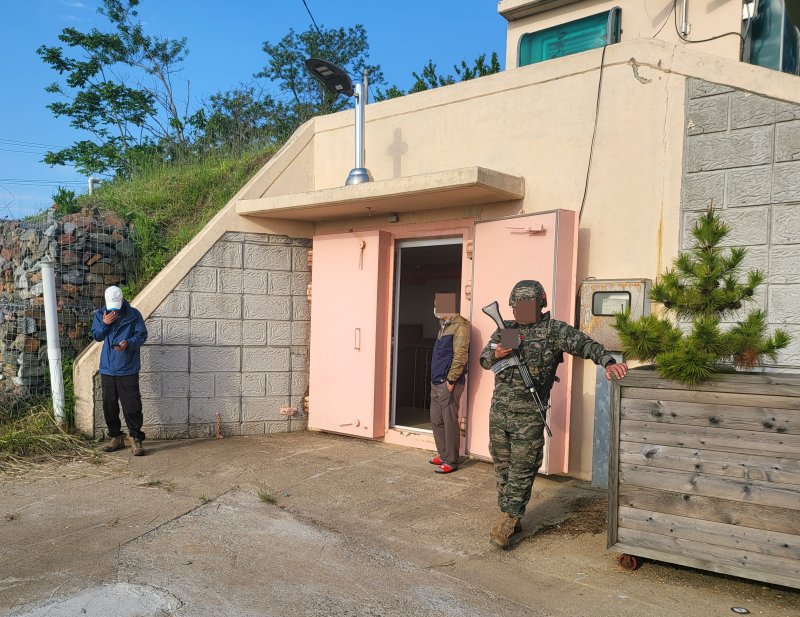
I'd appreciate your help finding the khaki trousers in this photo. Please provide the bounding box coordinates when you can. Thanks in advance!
[429,381,464,467]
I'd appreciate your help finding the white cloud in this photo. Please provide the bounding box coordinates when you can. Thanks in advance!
[59,1,87,8]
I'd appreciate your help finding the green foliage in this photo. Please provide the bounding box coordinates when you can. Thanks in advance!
[376,52,501,100]
[52,186,80,215]
[614,208,790,385]
[37,0,191,175]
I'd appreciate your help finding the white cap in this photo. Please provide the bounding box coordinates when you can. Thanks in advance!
[105,286,124,311]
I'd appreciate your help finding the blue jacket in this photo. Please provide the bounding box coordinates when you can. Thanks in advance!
[431,315,471,385]
[92,300,148,376]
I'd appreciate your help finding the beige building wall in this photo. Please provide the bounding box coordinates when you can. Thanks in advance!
[500,0,742,70]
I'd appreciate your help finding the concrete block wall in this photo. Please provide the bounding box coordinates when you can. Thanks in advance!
[94,232,312,438]
[682,79,800,367]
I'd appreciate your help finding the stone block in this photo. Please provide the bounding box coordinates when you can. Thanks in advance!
[681,207,768,249]
[162,372,189,397]
[188,267,217,292]
[145,318,163,345]
[175,276,191,292]
[291,350,309,371]
[190,320,216,345]
[775,120,800,163]
[139,372,162,398]
[190,346,241,372]
[190,373,215,398]
[244,244,291,270]
[243,321,267,345]
[686,96,728,135]
[292,247,310,272]
[242,347,290,372]
[243,295,291,320]
[682,171,725,211]
[292,297,311,321]
[738,245,769,276]
[291,371,309,396]
[140,346,189,372]
[685,126,773,172]
[215,373,241,397]
[292,321,310,345]
[222,232,245,242]
[242,396,290,421]
[187,424,215,439]
[726,167,772,207]
[217,320,242,346]
[293,237,312,247]
[189,397,241,423]
[163,318,190,345]
[159,425,191,439]
[142,398,188,425]
[769,246,800,284]
[267,420,291,433]
[198,241,242,269]
[268,234,293,245]
[774,324,800,366]
[768,285,800,324]
[291,272,311,295]
[777,101,800,123]
[288,419,308,433]
[190,293,241,319]
[218,269,243,294]
[152,291,190,318]
[242,372,266,397]
[218,423,242,437]
[730,92,776,129]
[771,204,800,244]
[266,372,291,395]
[688,80,732,99]
[267,321,291,345]
[268,271,292,295]
[243,270,269,294]
[240,421,266,435]
[772,162,800,203]
[243,233,271,244]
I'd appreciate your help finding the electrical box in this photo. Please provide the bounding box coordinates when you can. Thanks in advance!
[577,279,651,352]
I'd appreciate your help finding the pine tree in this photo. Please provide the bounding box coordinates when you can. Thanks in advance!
[613,207,790,385]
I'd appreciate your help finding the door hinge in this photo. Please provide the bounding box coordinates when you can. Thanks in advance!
[307,283,312,304]
[465,240,473,260]
[307,249,313,270]
[507,225,545,235]
[464,280,472,301]
[303,395,310,413]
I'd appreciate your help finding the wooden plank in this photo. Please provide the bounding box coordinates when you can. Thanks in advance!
[620,369,800,397]
[618,505,800,561]
[608,541,800,590]
[619,441,800,485]
[621,398,800,435]
[621,387,800,411]
[620,419,800,459]
[607,378,622,548]
[619,485,800,536]
[616,527,800,582]
[620,463,800,510]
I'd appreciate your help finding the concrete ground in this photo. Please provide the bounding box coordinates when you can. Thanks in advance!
[1,432,798,617]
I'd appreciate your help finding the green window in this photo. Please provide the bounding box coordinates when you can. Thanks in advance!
[519,8,621,67]
[746,0,799,75]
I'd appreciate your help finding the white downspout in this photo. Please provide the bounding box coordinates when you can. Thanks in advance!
[41,256,65,425]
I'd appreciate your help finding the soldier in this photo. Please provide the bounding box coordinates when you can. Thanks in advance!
[480,280,627,549]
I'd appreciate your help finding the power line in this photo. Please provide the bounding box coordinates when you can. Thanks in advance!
[300,0,324,37]
[0,138,65,149]
[578,45,607,223]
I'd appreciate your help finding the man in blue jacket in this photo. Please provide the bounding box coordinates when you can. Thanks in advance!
[92,286,149,456]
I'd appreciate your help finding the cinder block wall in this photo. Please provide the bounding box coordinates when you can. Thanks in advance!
[93,232,312,438]
[682,79,800,367]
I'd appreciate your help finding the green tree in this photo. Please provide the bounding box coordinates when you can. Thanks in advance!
[613,208,790,385]
[376,52,501,100]
[38,0,191,176]
[256,24,384,138]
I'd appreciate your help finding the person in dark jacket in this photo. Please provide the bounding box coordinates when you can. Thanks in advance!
[429,292,471,474]
[92,286,148,456]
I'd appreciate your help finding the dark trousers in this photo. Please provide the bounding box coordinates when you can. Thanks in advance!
[102,373,145,441]
[429,381,464,467]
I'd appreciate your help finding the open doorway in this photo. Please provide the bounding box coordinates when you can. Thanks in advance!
[391,238,463,431]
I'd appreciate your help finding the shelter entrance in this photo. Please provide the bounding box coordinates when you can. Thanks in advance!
[390,238,463,432]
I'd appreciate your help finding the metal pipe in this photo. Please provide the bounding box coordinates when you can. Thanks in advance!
[680,0,690,36]
[41,256,65,426]
[345,70,372,185]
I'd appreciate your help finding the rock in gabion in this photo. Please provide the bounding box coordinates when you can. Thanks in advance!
[0,207,135,397]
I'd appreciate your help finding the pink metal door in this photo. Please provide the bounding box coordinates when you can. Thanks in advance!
[467,210,578,474]
[309,230,391,438]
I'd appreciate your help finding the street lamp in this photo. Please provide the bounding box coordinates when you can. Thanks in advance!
[305,58,372,186]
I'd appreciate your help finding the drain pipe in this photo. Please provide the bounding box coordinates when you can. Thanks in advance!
[345,70,372,186]
[680,0,690,36]
[41,256,65,426]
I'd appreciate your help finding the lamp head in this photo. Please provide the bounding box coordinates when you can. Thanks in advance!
[305,58,354,97]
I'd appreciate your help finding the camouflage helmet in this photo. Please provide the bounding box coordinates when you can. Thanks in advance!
[509,279,547,308]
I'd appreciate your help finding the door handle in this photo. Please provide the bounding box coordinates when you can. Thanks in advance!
[354,327,361,350]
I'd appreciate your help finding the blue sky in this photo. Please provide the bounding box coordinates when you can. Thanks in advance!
[0,0,506,218]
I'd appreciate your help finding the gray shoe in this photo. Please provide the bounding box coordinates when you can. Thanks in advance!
[130,438,145,456]
[102,435,126,452]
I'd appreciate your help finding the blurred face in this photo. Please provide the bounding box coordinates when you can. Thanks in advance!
[434,293,457,319]
[512,299,539,324]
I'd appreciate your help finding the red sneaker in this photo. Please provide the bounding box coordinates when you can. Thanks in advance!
[435,463,457,474]
[429,456,443,465]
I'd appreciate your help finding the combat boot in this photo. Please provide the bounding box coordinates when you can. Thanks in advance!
[489,513,521,549]
[102,435,126,452]
[130,438,145,456]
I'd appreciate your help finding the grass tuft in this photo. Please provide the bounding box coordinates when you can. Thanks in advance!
[139,478,176,492]
[257,483,276,504]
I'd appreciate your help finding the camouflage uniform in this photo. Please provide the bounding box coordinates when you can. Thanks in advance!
[480,281,615,518]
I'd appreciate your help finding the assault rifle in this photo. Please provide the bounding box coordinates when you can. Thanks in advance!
[482,301,553,437]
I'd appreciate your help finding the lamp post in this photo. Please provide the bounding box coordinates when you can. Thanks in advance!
[305,58,372,186]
